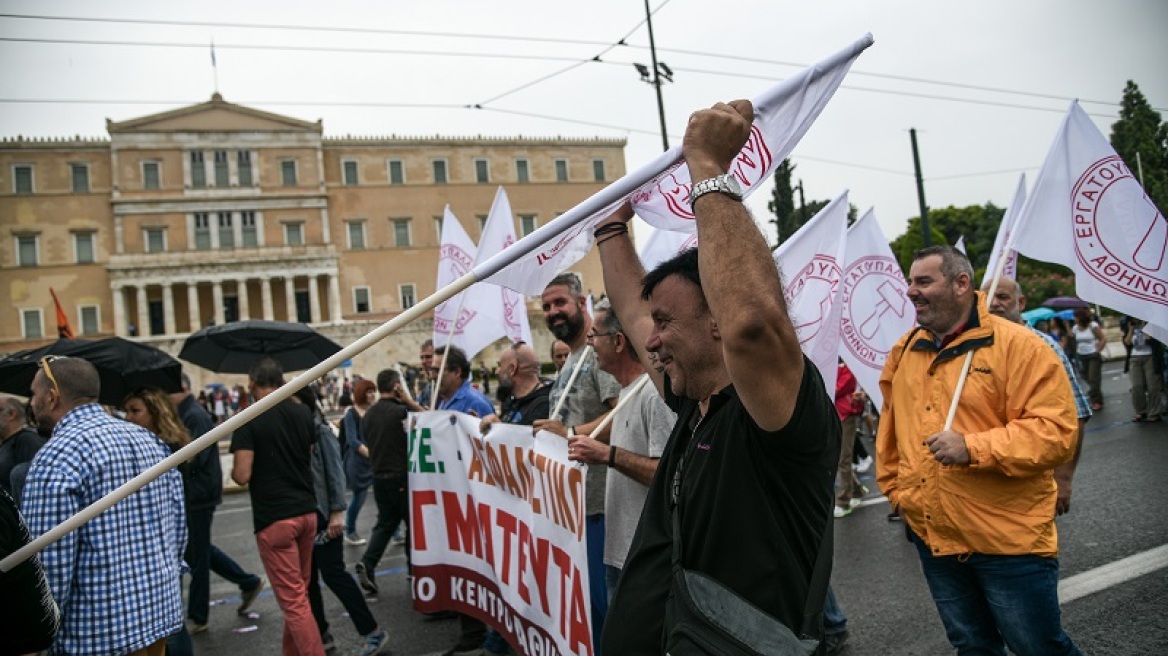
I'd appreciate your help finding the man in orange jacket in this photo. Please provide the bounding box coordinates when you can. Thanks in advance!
[876,246,1081,656]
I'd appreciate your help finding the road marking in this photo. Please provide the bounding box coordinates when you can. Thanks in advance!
[1059,544,1168,604]
[216,506,252,516]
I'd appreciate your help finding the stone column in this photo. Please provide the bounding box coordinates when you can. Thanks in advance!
[212,280,225,326]
[112,285,126,336]
[188,283,201,332]
[307,275,321,324]
[285,277,297,322]
[261,277,274,321]
[135,286,149,337]
[238,280,251,321]
[327,273,342,324]
[162,283,175,335]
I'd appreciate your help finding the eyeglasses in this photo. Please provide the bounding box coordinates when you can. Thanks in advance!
[586,331,615,341]
[38,355,62,395]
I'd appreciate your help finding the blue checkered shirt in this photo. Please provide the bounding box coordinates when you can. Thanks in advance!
[22,404,186,655]
[1030,326,1092,420]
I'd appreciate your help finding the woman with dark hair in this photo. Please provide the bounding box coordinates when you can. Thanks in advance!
[290,385,387,655]
[339,379,376,546]
[1071,308,1107,411]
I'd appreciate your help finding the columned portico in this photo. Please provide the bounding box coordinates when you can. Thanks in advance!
[261,277,274,321]
[113,285,126,336]
[284,277,296,322]
[188,283,201,332]
[308,275,321,324]
[162,284,176,335]
[212,280,225,326]
[135,286,148,337]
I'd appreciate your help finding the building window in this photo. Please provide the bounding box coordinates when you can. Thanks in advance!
[13,165,33,194]
[143,161,160,190]
[71,163,90,192]
[343,160,359,186]
[238,151,253,186]
[78,305,100,335]
[15,234,38,266]
[519,214,538,236]
[347,220,366,250]
[214,150,229,187]
[477,215,488,233]
[399,284,416,310]
[554,159,569,182]
[474,158,489,183]
[145,228,167,253]
[190,151,206,188]
[392,219,411,247]
[194,213,211,250]
[218,212,234,249]
[241,211,258,247]
[285,222,304,246]
[73,232,95,264]
[432,159,448,184]
[516,158,529,183]
[388,159,405,184]
[281,160,298,186]
[593,159,606,182]
[353,286,371,314]
[433,216,443,241]
[21,309,43,339]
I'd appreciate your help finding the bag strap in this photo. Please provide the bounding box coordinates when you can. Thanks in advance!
[669,425,835,640]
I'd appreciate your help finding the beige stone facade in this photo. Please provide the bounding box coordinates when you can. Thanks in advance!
[0,94,625,388]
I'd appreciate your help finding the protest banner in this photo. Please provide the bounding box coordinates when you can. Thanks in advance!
[410,412,593,656]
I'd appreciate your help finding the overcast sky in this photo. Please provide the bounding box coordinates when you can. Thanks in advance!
[2,0,1165,244]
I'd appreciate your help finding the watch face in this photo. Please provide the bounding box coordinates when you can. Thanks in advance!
[723,174,744,197]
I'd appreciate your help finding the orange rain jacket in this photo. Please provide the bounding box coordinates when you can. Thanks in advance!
[875,292,1077,557]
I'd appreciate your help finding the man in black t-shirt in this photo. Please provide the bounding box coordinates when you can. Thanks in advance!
[482,342,551,429]
[593,100,839,654]
[230,360,323,655]
[354,369,410,597]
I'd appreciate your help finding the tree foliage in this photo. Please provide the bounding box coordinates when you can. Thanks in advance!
[767,159,802,247]
[1109,80,1168,213]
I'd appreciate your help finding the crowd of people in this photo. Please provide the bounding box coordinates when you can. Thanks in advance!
[3,96,1167,656]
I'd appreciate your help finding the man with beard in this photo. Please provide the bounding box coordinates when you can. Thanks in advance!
[982,278,1091,516]
[483,342,552,429]
[23,356,186,655]
[878,246,1080,655]
[535,272,621,653]
[417,339,436,408]
[593,100,839,654]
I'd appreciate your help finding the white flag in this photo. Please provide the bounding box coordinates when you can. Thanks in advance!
[636,220,699,271]
[1011,102,1167,342]
[433,206,506,358]
[476,187,534,346]
[982,174,1027,286]
[484,34,874,295]
[954,235,966,254]
[838,209,915,409]
[774,191,850,395]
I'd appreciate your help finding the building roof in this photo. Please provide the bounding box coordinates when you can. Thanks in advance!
[106,93,323,134]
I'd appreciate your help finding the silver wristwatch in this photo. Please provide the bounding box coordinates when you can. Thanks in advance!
[689,173,744,208]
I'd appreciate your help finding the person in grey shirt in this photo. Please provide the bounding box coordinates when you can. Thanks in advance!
[567,299,675,606]
[535,272,620,654]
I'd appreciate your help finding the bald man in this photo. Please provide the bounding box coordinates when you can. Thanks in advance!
[482,342,552,430]
[983,278,1091,515]
[0,395,45,503]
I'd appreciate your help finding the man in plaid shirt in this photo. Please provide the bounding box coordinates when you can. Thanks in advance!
[23,356,186,655]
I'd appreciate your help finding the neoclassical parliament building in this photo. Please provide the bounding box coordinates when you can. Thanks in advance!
[0,94,624,381]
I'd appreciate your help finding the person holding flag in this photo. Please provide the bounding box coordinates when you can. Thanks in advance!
[594,99,839,653]
[876,245,1081,655]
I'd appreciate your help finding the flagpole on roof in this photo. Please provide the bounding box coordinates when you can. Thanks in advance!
[211,39,219,94]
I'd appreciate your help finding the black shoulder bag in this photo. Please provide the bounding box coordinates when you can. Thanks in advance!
[663,447,834,655]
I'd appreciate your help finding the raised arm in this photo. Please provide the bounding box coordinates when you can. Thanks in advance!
[686,101,804,431]
[594,203,666,398]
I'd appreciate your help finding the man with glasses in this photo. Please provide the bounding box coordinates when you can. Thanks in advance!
[23,356,187,656]
[535,272,621,653]
[567,299,674,606]
[417,339,437,408]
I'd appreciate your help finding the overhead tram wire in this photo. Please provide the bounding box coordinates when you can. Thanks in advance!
[2,11,1155,112]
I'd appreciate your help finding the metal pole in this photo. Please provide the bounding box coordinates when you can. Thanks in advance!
[797,179,807,224]
[1136,151,1146,186]
[644,0,669,151]
[910,128,931,246]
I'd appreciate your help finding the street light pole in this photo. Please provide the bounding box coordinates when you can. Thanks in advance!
[910,128,931,247]
[644,0,669,151]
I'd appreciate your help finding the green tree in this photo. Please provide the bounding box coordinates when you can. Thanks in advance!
[767,159,801,247]
[889,204,1003,273]
[1109,80,1168,213]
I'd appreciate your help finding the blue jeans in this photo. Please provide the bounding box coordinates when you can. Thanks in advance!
[345,485,369,535]
[586,514,607,656]
[823,585,847,636]
[909,531,1080,656]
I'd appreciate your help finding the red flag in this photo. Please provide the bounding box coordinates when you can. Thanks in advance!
[50,288,74,339]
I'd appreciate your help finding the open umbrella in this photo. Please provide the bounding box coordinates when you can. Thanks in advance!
[0,337,182,405]
[1020,307,1056,326]
[179,320,342,374]
[1042,296,1090,309]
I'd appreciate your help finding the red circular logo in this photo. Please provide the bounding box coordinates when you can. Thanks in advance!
[839,256,911,369]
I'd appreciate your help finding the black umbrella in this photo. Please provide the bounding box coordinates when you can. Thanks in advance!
[0,337,182,405]
[1042,296,1091,309]
[179,320,342,374]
